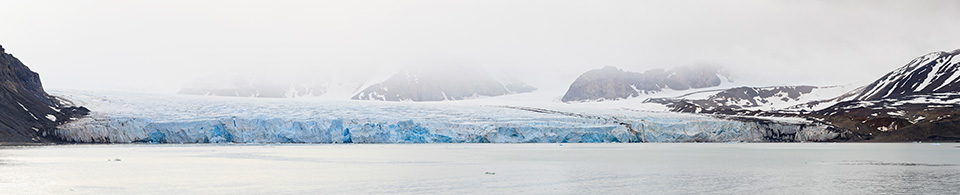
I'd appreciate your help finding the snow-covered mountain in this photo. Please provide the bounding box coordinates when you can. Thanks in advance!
[561,65,731,102]
[804,50,960,141]
[0,44,88,143]
[789,49,960,111]
[352,65,536,101]
[851,49,960,101]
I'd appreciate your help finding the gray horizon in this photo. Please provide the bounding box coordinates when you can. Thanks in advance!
[2,0,960,95]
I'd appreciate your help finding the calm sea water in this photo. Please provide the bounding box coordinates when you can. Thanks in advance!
[1,143,958,194]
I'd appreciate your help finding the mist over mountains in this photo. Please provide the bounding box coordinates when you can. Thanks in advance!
[3,40,960,143]
[10,1,960,94]
[3,0,960,143]
[178,73,366,99]
[352,65,536,101]
[177,64,537,101]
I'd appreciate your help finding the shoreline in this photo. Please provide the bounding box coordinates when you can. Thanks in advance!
[3,141,958,148]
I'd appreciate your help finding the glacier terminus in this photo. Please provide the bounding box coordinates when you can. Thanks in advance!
[50,90,843,144]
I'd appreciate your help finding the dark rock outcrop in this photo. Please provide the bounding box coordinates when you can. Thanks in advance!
[561,65,728,102]
[810,93,960,142]
[0,44,88,143]
[645,85,826,114]
[352,66,535,101]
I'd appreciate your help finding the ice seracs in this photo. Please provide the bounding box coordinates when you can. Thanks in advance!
[51,89,842,143]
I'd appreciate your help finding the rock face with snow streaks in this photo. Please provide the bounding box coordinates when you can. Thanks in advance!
[852,49,960,101]
[645,85,848,114]
[0,44,88,143]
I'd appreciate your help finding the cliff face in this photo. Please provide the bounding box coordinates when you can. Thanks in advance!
[0,44,88,143]
[561,65,729,102]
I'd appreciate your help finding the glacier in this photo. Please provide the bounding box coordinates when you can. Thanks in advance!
[50,90,842,144]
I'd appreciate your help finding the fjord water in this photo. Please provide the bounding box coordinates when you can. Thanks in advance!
[1,143,958,194]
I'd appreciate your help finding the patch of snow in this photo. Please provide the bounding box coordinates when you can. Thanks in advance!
[911,116,926,124]
[935,61,960,91]
[629,84,640,94]
[17,102,39,120]
[887,111,905,116]
[17,102,29,112]
[915,57,950,92]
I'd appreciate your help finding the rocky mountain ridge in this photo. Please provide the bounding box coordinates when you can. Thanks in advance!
[852,50,960,101]
[561,65,730,102]
[645,85,848,115]
[0,44,88,143]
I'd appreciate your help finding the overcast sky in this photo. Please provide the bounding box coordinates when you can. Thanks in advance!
[2,0,960,94]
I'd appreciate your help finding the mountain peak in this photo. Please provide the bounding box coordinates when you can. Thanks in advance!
[852,49,960,101]
[949,48,960,55]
